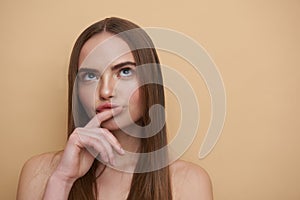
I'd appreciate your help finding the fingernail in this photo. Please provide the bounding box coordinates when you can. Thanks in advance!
[110,159,115,166]
[120,147,125,155]
[102,156,108,163]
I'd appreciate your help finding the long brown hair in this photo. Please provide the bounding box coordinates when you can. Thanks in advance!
[67,17,172,200]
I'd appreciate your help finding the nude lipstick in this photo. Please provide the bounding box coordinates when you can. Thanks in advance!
[96,103,120,113]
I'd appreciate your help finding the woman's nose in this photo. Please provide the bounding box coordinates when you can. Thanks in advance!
[98,74,115,101]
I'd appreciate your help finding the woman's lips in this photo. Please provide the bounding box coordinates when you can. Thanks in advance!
[96,103,120,113]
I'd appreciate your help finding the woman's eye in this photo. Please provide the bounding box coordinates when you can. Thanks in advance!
[119,68,133,77]
[81,72,99,81]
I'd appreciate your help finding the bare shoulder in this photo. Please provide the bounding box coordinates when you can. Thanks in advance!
[170,160,213,200]
[17,151,62,200]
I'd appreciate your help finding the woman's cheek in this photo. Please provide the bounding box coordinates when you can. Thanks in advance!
[129,88,144,119]
[78,85,96,118]
[129,89,141,106]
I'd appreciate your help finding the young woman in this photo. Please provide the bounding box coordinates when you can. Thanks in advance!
[17,17,213,200]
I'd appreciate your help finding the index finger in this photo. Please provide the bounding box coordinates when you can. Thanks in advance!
[84,107,123,128]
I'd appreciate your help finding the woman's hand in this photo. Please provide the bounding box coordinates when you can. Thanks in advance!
[43,107,124,199]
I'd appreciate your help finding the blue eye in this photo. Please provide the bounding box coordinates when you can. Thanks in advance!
[80,72,99,81]
[119,68,133,77]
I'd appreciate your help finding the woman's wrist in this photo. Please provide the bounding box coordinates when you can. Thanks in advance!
[51,170,77,186]
[43,171,76,200]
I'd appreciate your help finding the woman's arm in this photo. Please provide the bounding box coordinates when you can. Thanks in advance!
[171,160,213,200]
[183,164,213,200]
[17,152,59,200]
[42,171,74,200]
[17,109,125,200]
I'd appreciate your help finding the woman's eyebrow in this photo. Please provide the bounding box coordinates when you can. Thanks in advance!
[111,61,136,71]
[77,61,136,73]
[78,68,100,74]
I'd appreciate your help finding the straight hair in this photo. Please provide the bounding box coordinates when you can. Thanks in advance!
[67,17,172,200]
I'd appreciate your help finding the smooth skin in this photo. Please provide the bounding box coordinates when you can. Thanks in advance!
[17,110,213,199]
[17,32,213,200]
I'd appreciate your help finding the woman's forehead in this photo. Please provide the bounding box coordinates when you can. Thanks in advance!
[79,32,132,68]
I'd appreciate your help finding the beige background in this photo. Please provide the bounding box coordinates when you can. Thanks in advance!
[0,0,299,199]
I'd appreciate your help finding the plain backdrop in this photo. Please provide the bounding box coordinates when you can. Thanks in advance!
[0,0,299,199]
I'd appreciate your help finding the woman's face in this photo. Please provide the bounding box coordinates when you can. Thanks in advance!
[77,32,143,130]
